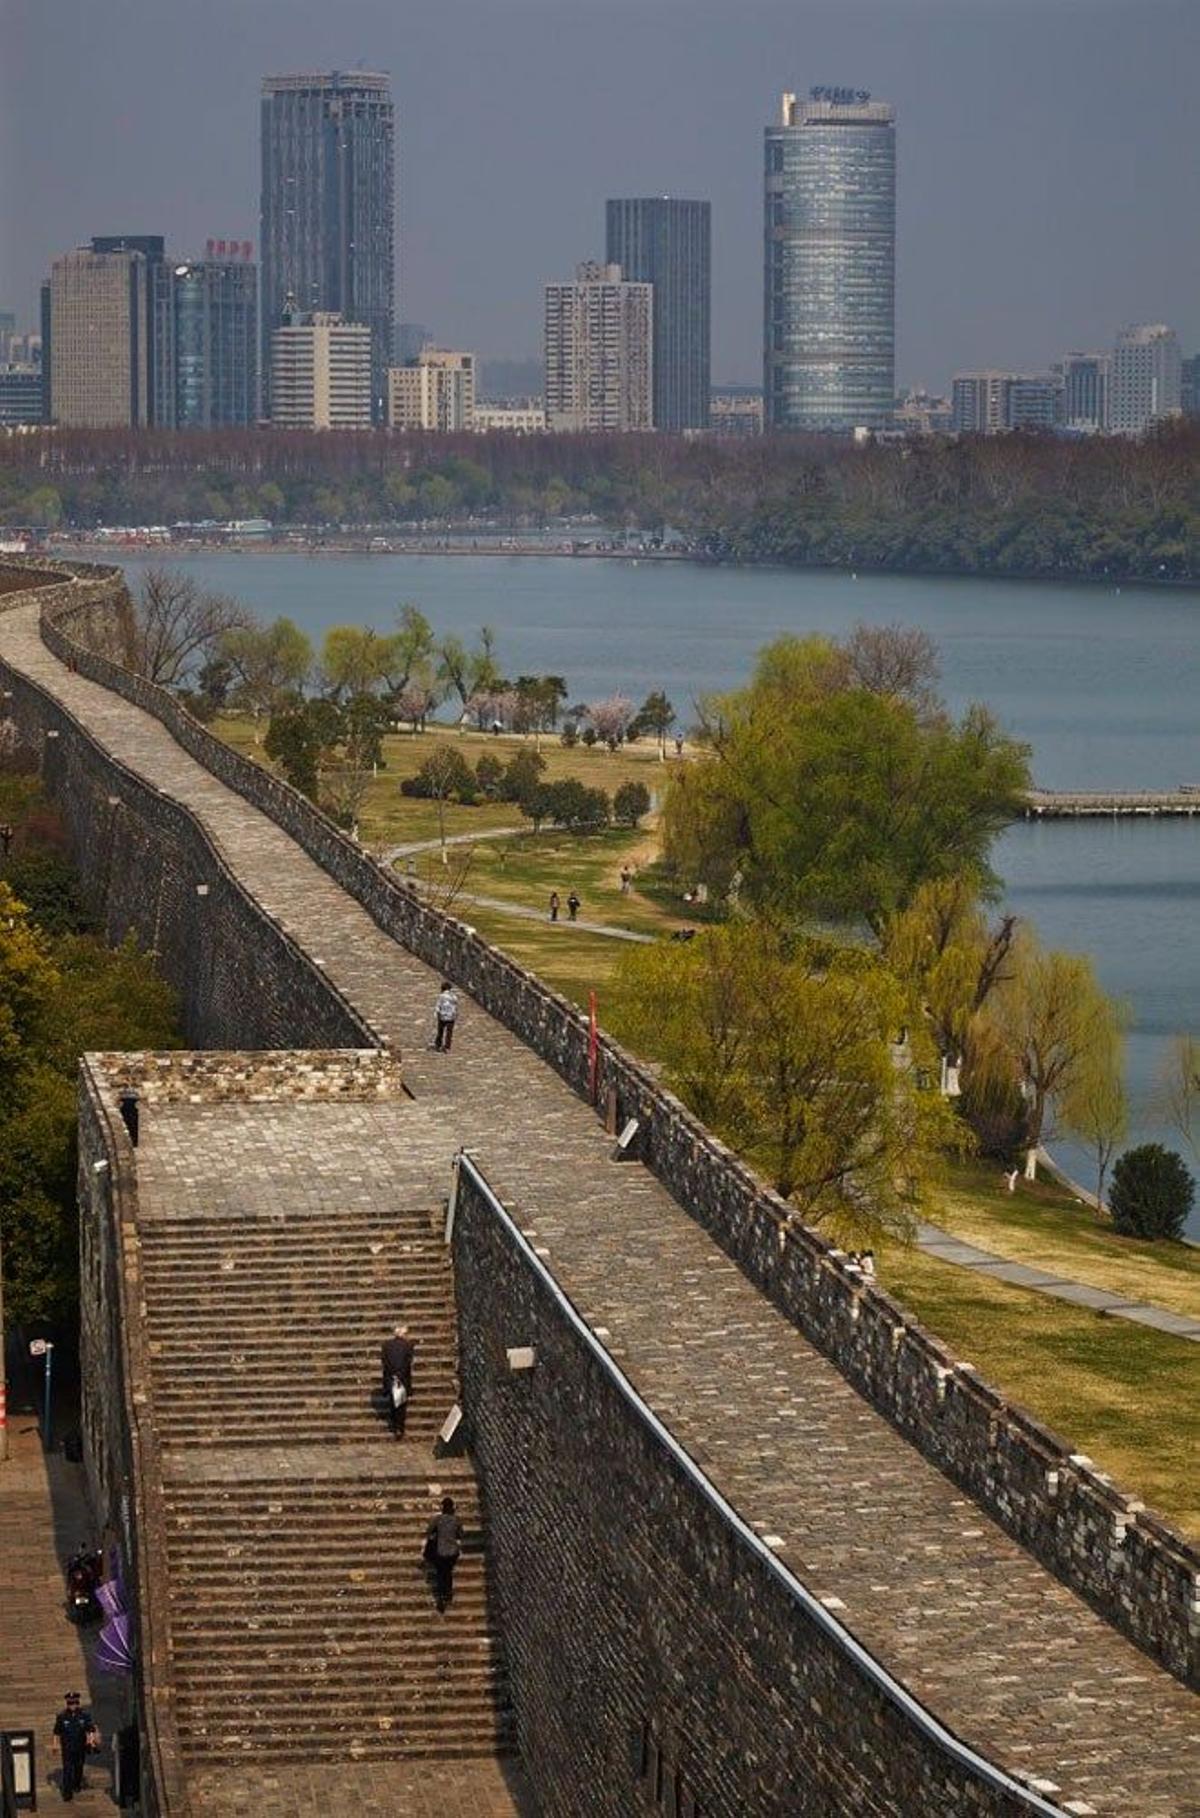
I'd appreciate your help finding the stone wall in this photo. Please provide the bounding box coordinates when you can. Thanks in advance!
[9,558,1199,1688]
[452,1159,1054,1818]
[78,1063,192,1818]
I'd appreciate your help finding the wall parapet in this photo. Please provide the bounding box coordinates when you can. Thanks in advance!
[11,555,1199,1689]
[78,1063,192,1818]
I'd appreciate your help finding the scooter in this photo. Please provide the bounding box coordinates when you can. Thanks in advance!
[65,1546,102,1625]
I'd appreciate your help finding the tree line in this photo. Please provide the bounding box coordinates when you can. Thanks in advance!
[3,422,1197,583]
[124,569,675,829]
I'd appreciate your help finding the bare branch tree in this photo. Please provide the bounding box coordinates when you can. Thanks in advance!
[130,567,252,688]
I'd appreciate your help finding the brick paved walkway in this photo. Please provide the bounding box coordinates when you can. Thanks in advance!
[0,1415,126,1808]
[2,595,1199,1816]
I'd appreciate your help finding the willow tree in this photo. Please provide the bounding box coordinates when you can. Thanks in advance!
[610,921,959,1240]
[662,633,1030,933]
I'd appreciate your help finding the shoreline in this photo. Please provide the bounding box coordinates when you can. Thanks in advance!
[40,537,1200,592]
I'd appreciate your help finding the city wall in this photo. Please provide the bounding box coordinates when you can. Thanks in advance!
[453,1157,1056,1818]
[2,560,1197,1703]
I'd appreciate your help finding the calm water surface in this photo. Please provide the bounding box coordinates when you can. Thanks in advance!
[120,552,1200,1226]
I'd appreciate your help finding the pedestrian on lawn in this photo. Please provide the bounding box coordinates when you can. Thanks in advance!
[549,890,560,922]
[567,890,581,922]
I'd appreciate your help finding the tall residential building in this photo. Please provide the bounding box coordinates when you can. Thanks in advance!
[90,236,171,423]
[166,246,259,428]
[1181,353,1200,420]
[544,262,653,433]
[46,246,153,427]
[1005,374,1063,432]
[270,311,372,429]
[764,87,896,432]
[1061,352,1110,433]
[951,370,1062,435]
[260,72,395,421]
[605,198,710,430]
[1109,324,1182,435]
[951,371,1013,435]
[388,349,476,431]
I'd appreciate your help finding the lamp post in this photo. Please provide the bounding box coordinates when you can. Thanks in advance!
[29,1338,54,1450]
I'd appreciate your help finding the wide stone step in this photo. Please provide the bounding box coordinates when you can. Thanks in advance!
[178,1730,516,1764]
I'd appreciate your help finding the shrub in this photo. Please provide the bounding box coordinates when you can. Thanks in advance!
[502,748,546,806]
[475,754,505,799]
[581,726,598,747]
[401,747,478,802]
[614,780,651,827]
[1108,1143,1194,1241]
[560,721,578,747]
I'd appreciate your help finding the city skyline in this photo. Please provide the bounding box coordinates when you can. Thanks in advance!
[2,0,1196,389]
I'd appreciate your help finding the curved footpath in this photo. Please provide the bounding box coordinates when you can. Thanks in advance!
[0,593,1198,1816]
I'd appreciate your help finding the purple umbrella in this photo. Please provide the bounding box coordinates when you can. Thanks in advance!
[96,1579,126,1619]
[95,1612,134,1674]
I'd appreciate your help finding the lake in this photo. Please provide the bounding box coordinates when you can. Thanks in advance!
[116,550,1200,1226]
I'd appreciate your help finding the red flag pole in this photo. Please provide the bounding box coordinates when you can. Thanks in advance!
[588,989,599,1105]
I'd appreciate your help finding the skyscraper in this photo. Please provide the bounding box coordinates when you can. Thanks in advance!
[46,246,152,427]
[605,198,710,431]
[1108,325,1182,436]
[544,262,653,433]
[764,87,896,432]
[260,72,395,422]
[167,246,259,428]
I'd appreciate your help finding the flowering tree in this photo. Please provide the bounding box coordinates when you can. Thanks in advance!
[586,694,635,752]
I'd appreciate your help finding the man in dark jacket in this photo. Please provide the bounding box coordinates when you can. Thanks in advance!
[380,1325,416,1438]
[53,1691,95,1801]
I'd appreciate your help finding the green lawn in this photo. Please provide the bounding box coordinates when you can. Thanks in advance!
[933,1160,1200,1320]
[880,1240,1200,1537]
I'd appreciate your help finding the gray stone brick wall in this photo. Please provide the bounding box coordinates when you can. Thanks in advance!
[451,1162,1048,1818]
[9,557,1199,1689]
[78,1064,192,1818]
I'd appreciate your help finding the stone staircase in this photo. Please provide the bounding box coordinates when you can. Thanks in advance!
[140,1205,459,1447]
[137,1204,516,1767]
[162,1468,514,1762]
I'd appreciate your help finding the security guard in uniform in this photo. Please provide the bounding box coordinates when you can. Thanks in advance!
[52,1690,96,1801]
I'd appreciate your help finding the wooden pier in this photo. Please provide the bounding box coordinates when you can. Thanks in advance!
[1024,789,1200,818]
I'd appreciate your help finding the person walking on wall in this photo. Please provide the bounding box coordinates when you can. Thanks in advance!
[433,982,459,1051]
[53,1691,98,1802]
[424,1495,463,1611]
[548,890,560,922]
[380,1325,416,1438]
[567,890,581,922]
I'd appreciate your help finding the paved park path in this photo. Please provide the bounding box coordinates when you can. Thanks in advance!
[916,1220,1200,1341]
[2,592,1198,1817]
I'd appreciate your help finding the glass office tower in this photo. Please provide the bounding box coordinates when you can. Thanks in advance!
[170,250,259,428]
[764,89,895,431]
[606,198,710,431]
[260,71,395,422]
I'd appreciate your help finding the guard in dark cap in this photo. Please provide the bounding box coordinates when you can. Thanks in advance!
[52,1691,97,1801]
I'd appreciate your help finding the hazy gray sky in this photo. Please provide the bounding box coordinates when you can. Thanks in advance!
[2,0,1196,387]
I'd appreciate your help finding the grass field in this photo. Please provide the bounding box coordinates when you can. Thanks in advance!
[879,1238,1200,1536]
[934,1160,1200,1320]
